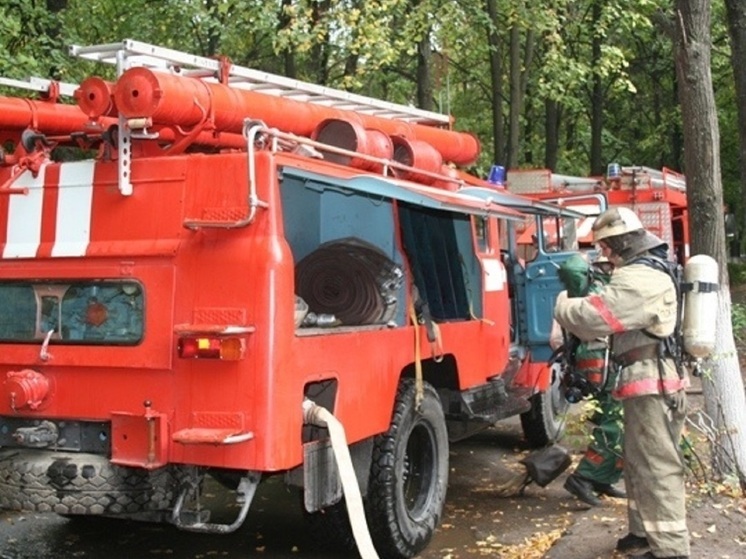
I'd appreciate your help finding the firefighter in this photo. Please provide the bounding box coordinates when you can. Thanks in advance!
[554,207,689,559]
[553,254,625,507]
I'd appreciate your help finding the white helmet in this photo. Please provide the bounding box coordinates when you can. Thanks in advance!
[592,207,643,242]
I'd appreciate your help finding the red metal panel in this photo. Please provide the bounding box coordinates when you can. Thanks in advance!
[111,410,169,469]
[87,158,187,257]
[514,359,551,391]
[0,260,175,371]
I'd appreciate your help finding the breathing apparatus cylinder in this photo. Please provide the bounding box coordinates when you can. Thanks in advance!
[682,254,719,358]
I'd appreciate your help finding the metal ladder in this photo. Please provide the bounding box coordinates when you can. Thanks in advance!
[69,39,450,126]
[0,76,77,98]
[69,39,454,196]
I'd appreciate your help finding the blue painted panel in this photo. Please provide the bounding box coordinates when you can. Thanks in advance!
[523,253,564,346]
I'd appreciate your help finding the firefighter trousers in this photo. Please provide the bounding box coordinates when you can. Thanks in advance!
[575,389,623,485]
[623,392,689,558]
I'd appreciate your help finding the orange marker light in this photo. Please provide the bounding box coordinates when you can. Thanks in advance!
[177,337,245,360]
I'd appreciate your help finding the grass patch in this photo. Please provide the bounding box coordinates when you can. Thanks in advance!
[728,261,746,285]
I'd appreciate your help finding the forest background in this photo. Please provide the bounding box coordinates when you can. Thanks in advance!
[1,0,746,552]
[2,0,743,218]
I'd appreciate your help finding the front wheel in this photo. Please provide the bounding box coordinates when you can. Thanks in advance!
[366,379,449,559]
[520,362,569,447]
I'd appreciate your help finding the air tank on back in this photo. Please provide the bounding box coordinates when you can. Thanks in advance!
[682,254,719,359]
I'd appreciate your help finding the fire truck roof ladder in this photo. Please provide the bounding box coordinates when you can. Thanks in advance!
[68,39,453,198]
[69,39,451,126]
[0,76,78,100]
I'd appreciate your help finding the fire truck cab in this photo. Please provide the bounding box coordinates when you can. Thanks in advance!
[0,41,582,558]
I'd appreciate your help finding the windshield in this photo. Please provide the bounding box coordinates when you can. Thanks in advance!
[0,280,144,345]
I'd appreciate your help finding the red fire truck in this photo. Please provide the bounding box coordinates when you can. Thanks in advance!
[506,166,690,264]
[0,41,582,558]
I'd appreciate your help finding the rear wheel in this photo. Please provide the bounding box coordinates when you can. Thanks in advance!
[520,362,569,447]
[366,380,449,559]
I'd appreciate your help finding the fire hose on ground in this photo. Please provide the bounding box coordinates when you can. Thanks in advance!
[301,399,380,559]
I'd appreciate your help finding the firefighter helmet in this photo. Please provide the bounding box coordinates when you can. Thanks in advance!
[592,207,643,242]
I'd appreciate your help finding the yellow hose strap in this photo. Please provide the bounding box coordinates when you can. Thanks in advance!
[409,302,424,410]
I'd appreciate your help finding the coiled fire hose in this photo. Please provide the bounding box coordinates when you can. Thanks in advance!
[302,400,380,559]
[295,238,402,325]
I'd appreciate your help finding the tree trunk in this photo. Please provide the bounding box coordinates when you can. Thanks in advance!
[726,0,746,252]
[485,0,505,165]
[589,1,604,176]
[310,0,331,85]
[507,20,535,168]
[507,25,521,168]
[670,68,684,171]
[279,0,296,78]
[44,0,67,79]
[545,98,560,170]
[674,0,746,481]
[417,34,433,111]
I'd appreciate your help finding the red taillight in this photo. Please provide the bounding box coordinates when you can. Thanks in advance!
[177,336,246,360]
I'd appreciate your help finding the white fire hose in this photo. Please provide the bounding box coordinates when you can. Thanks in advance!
[302,400,380,559]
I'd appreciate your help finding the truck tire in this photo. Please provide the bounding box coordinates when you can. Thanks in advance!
[366,379,449,559]
[0,449,177,516]
[520,362,569,447]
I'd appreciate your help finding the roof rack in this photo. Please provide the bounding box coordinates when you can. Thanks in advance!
[618,166,686,191]
[0,76,78,98]
[69,39,451,126]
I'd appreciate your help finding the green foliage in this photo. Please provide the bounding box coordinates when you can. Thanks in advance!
[728,262,746,285]
[730,261,746,341]
[0,0,68,79]
[731,302,746,342]
[0,0,739,194]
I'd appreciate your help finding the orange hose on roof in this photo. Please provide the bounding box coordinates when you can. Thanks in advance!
[111,67,480,165]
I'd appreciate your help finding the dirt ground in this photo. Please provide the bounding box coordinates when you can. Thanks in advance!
[417,377,746,559]
[416,382,745,559]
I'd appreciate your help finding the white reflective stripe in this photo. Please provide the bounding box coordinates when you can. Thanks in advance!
[4,167,46,258]
[576,216,595,238]
[628,498,638,511]
[642,518,688,532]
[52,161,94,257]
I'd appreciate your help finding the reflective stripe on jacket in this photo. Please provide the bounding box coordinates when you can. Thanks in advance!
[553,258,684,399]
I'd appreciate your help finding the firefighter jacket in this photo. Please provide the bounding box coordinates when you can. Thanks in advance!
[553,257,687,400]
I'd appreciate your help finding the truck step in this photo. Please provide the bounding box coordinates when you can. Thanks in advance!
[458,379,532,422]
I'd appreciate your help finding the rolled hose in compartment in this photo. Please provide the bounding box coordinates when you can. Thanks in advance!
[295,237,402,326]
